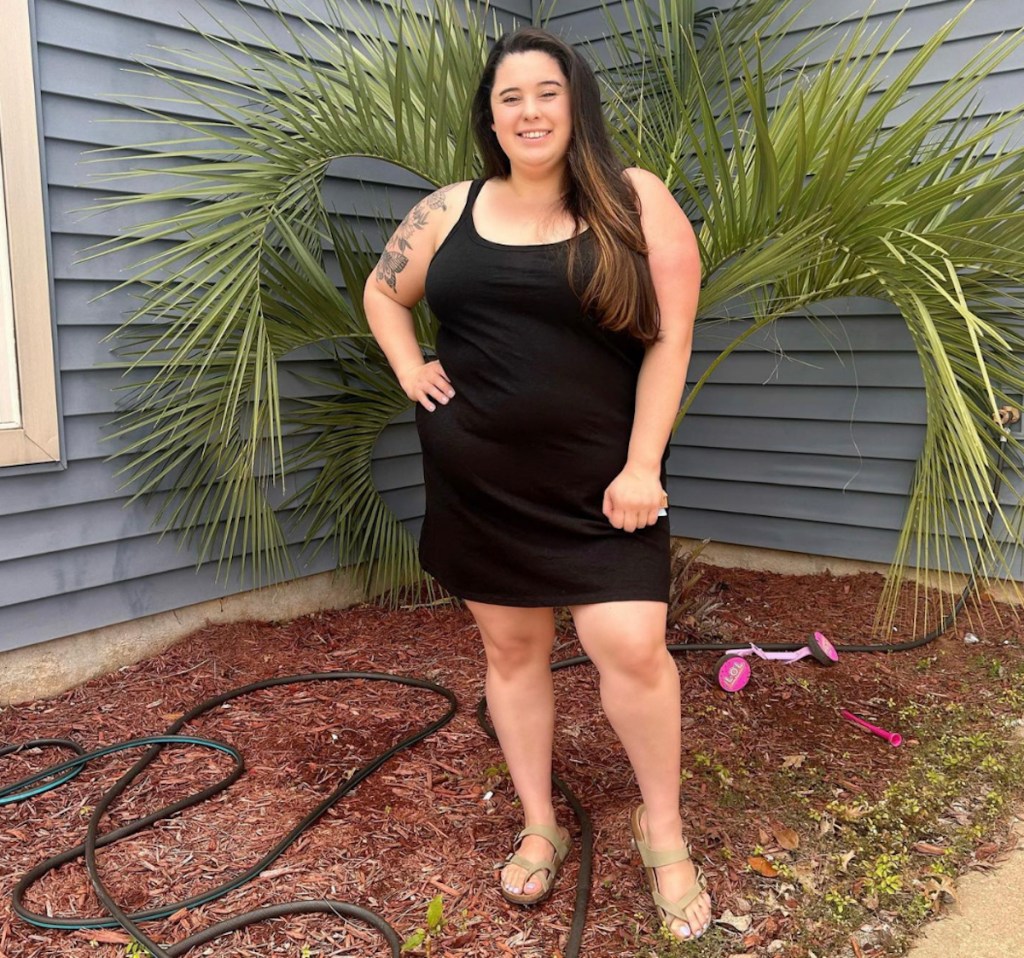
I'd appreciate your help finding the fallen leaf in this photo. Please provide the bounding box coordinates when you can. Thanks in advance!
[792,861,819,892]
[912,842,948,856]
[772,823,800,850]
[714,910,753,933]
[782,754,806,769]
[923,874,958,905]
[839,850,856,872]
[748,855,779,877]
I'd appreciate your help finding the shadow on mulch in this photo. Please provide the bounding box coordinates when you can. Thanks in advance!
[2,562,1024,958]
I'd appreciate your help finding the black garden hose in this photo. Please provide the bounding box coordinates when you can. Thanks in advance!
[3,673,457,957]
[1,439,1012,957]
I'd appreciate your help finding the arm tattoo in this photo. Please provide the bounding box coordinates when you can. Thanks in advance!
[375,184,455,293]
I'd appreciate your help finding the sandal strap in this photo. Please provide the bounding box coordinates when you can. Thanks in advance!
[653,866,708,923]
[513,824,571,860]
[637,841,692,869]
[505,852,555,882]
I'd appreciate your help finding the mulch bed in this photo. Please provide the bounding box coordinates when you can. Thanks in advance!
[1,562,1023,958]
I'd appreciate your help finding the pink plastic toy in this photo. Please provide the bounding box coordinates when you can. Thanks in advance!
[841,709,903,747]
[714,631,839,692]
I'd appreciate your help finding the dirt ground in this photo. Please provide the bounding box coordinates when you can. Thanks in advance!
[2,562,1023,958]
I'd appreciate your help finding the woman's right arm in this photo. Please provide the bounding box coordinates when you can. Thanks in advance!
[363,184,461,412]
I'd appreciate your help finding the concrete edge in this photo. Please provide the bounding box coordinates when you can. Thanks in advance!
[0,567,370,706]
[674,538,1024,606]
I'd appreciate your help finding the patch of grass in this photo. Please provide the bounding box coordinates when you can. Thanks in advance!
[789,701,1024,955]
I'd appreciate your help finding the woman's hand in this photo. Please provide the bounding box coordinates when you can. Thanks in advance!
[399,360,456,412]
[603,466,666,532]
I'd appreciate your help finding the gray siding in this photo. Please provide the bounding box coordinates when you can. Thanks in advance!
[0,0,517,653]
[3,0,1023,656]
[547,0,1024,571]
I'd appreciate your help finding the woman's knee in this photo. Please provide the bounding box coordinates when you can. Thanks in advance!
[466,601,555,671]
[570,601,670,681]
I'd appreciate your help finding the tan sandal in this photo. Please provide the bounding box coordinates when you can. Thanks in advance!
[500,823,571,906]
[630,805,711,939]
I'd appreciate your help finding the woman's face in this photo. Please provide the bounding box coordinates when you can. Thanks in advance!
[489,50,572,172]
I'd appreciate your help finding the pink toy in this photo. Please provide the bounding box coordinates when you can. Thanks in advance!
[841,709,903,747]
[714,631,839,692]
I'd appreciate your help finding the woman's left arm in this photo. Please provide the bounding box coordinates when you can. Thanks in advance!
[603,167,701,533]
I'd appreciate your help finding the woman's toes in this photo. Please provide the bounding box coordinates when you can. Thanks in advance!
[689,894,713,936]
[502,865,522,894]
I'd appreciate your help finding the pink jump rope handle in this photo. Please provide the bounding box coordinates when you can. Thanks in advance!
[729,643,812,663]
[841,709,903,747]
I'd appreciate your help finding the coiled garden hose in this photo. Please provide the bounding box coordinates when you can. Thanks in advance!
[2,673,457,957]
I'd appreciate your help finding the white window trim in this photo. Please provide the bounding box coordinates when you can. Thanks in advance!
[0,0,59,467]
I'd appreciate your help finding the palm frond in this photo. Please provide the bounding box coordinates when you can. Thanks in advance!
[82,0,490,599]
[84,0,1024,627]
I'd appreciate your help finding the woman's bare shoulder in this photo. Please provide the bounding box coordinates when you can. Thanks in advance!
[620,167,696,247]
[424,180,474,220]
[427,180,475,253]
[621,166,670,200]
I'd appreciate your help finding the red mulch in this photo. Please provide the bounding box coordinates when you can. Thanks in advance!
[1,563,1023,958]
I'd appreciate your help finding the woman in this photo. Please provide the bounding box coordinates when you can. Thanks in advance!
[363,26,709,941]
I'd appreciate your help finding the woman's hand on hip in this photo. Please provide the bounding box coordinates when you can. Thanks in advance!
[400,359,456,412]
[603,467,666,532]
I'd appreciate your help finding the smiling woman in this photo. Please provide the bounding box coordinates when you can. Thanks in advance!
[488,51,573,181]
[362,23,709,944]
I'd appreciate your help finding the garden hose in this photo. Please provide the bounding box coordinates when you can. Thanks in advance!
[2,673,457,957]
[1,431,1014,956]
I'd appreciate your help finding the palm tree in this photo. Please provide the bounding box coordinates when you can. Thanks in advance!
[82,0,1024,629]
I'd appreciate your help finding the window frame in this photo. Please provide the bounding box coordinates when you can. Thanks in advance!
[0,0,60,468]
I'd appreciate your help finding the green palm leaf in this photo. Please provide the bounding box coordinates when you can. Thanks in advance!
[82,0,493,602]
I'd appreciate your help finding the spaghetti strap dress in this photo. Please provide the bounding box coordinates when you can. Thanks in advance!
[416,178,671,606]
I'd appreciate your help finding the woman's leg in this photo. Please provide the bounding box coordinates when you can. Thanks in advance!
[569,599,712,939]
[465,599,561,897]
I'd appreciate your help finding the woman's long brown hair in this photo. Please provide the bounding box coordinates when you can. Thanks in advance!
[470,27,661,347]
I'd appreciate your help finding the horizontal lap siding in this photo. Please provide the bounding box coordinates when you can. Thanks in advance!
[550,0,1024,574]
[0,0,510,653]
[5,0,1022,655]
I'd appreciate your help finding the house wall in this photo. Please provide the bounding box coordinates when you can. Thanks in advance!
[0,0,526,655]
[2,0,1022,660]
